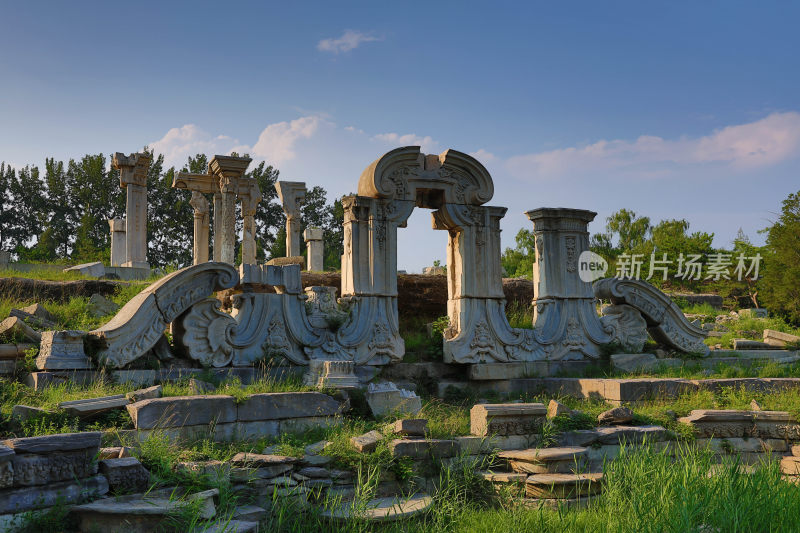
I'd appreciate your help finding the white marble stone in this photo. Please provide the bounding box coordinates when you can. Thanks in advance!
[303,226,324,271]
[275,181,306,257]
[108,218,127,267]
[113,152,151,269]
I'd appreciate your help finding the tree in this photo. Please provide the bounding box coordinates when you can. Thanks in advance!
[9,165,47,256]
[501,228,536,278]
[149,151,193,267]
[605,209,651,251]
[248,161,283,261]
[42,158,73,257]
[0,163,16,252]
[759,191,800,323]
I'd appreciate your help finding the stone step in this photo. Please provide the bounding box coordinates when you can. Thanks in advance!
[525,473,604,499]
[499,447,588,474]
[320,493,433,522]
[58,395,129,417]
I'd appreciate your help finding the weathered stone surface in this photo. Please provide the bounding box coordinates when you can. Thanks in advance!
[9,308,55,329]
[64,261,105,278]
[230,463,294,481]
[470,403,546,436]
[696,437,787,454]
[0,474,108,514]
[72,487,217,533]
[366,382,423,417]
[301,454,333,467]
[114,370,156,388]
[232,505,267,523]
[393,418,428,437]
[175,461,230,484]
[547,400,571,419]
[597,407,634,425]
[125,384,162,402]
[733,339,774,350]
[0,317,41,343]
[389,439,457,459]
[99,457,150,493]
[20,303,56,324]
[12,449,97,486]
[610,353,661,373]
[2,431,101,454]
[297,467,331,479]
[10,405,50,422]
[304,226,324,272]
[321,494,433,522]
[126,395,237,429]
[351,430,384,453]
[237,392,341,421]
[525,473,603,499]
[482,471,528,484]
[59,394,129,417]
[678,409,800,439]
[99,447,132,460]
[230,453,298,467]
[35,330,92,370]
[0,447,13,489]
[304,440,330,455]
[594,425,669,445]
[501,447,588,474]
[188,377,217,395]
[781,456,800,475]
[763,329,800,347]
[88,293,120,317]
[738,308,768,319]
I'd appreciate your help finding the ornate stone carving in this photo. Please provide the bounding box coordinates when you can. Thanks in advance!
[178,299,237,367]
[594,277,710,355]
[36,330,93,370]
[600,304,649,352]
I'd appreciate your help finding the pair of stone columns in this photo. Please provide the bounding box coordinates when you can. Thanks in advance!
[275,181,306,258]
[173,155,258,265]
[112,152,151,269]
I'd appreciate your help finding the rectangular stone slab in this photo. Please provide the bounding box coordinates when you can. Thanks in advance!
[12,449,97,486]
[499,447,588,463]
[470,403,546,436]
[525,473,604,499]
[237,392,341,421]
[2,431,101,453]
[59,395,130,417]
[126,396,237,429]
[0,474,108,514]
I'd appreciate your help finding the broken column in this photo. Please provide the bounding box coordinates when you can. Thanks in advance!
[303,226,324,271]
[209,156,252,265]
[239,178,262,265]
[275,181,306,257]
[189,192,210,265]
[113,152,151,269]
[35,330,93,370]
[107,218,126,267]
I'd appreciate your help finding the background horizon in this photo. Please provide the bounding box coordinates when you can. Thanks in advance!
[2,1,798,272]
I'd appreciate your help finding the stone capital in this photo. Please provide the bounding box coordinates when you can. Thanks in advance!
[113,152,151,188]
[275,181,307,216]
[108,218,126,232]
[304,226,324,241]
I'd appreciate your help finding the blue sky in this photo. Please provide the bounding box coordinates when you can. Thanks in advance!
[2,1,799,271]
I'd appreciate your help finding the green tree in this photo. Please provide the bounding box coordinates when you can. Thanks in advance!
[501,228,536,278]
[0,163,16,252]
[42,158,73,257]
[149,151,193,267]
[759,191,800,323]
[9,165,47,256]
[605,209,651,251]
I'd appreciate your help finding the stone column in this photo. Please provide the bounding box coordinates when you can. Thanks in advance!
[275,181,307,257]
[212,192,222,262]
[108,218,127,267]
[240,178,262,265]
[209,155,252,265]
[303,226,324,271]
[113,152,151,269]
[189,192,210,265]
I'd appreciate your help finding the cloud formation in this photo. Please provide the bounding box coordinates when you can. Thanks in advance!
[250,115,328,165]
[373,132,439,153]
[506,111,800,181]
[148,124,244,170]
[317,30,381,54]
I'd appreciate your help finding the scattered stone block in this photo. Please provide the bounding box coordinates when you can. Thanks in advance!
[20,303,56,324]
[10,405,50,422]
[304,440,331,455]
[389,439,457,459]
[87,293,120,317]
[597,407,634,425]
[594,425,668,445]
[71,487,217,533]
[525,473,603,499]
[0,474,108,514]
[470,403,546,436]
[678,409,800,439]
[237,392,342,421]
[35,330,93,370]
[733,339,774,350]
[126,395,237,429]
[500,447,588,474]
[2,431,101,454]
[99,447,132,460]
[0,317,41,343]
[64,261,105,278]
[610,353,660,373]
[781,456,800,475]
[232,505,267,522]
[125,384,162,402]
[393,418,428,436]
[301,454,333,466]
[547,400,571,419]
[351,430,384,453]
[366,382,422,417]
[175,461,230,484]
[750,399,763,411]
[197,519,259,533]
[230,452,298,468]
[296,467,331,479]
[99,457,150,492]
[188,377,217,395]
[763,329,800,347]
[9,308,56,329]
[59,394,129,417]
[321,494,433,522]
[737,308,768,319]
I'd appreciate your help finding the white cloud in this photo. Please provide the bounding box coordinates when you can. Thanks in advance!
[469,149,496,164]
[505,111,800,181]
[317,30,381,54]
[373,132,439,153]
[148,124,242,170]
[249,115,330,165]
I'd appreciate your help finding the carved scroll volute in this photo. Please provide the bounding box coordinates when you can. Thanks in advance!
[358,146,420,200]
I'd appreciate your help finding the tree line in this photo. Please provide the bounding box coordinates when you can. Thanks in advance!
[0,150,344,269]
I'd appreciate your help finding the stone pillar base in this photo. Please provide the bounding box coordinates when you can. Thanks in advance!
[122,261,150,270]
[35,331,94,370]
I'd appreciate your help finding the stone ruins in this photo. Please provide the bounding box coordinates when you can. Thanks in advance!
[35,146,708,380]
[112,152,151,270]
